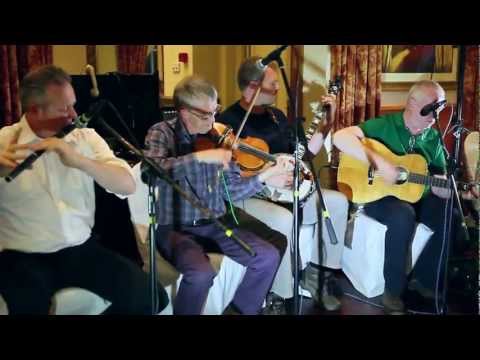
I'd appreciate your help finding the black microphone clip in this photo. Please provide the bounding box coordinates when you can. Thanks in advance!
[74,99,108,129]
[256,45,289,71]
[420,99,447,116]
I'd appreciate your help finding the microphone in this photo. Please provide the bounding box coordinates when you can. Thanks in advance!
[74,99,108,128]
[255,45,289,71]
[420,99,447,116]
[85,64,100,98]
[5,100,108,183]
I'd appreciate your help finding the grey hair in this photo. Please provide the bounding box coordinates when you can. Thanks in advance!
[237,56,266,91]
[173,76,217,109]
[20,65,71,111]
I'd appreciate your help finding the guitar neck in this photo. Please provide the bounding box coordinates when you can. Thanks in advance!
[408,172,472,191]
[408,172,449,188]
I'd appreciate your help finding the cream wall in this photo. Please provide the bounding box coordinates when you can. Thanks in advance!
[192,45,222,97]
[95,45,117,74]
[301,45,333,186]
[192,45,246,108]
[302,45,330,122]
[219,45,246,107]
[162,45,193,98]
[52,45,87,74]
[53,45,118,74]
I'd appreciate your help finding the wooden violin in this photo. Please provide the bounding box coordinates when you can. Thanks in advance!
[195,122,276,174]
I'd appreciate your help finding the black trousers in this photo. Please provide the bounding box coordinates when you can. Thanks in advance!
[364,193,461,297]
[0,238,169,315]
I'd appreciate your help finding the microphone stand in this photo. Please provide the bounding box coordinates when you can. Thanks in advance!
[137,165,160,314]
[109,72,137,137]
[432,45,471,314]
[84,101,257,314]
[274,50,338,315]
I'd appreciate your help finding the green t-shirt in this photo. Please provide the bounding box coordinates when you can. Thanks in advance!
[357,111,447,175]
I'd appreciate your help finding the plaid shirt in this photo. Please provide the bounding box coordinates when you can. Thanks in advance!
[144,117,265,225]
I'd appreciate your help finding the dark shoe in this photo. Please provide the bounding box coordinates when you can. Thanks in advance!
[382,291,406,315]
[320,272,342,311]
[261,293,287,315]
[300,263,321,299]
[300,264,341,311]
[408,279,436,300]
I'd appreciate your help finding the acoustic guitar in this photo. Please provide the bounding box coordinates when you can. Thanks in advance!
[337,138,476,204]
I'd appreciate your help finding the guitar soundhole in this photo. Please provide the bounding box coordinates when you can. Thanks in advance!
[368,166,374,184]
[396,167,408,184]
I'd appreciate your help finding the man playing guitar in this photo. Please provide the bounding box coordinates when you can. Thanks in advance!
[333,80,476,314]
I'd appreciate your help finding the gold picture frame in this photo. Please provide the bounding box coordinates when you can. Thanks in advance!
[382,45,458,91]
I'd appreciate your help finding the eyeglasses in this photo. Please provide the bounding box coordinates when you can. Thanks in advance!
[185,104,222,121]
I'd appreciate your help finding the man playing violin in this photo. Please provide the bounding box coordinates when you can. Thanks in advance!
[144,75,291,315]
[217,57,349,312]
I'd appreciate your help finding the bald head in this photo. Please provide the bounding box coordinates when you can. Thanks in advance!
[406,80,445,109]
[403,80,447,134]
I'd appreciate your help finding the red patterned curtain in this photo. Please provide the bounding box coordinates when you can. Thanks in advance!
[0,45,52,128]
[117,45,148,74]
[16,45,53,80]
[328,45,382,178]
[0,46,21,127]
[462,45,479,132]
[330,45,382,133]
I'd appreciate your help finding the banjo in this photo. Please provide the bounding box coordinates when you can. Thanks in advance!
[257,78,343,204]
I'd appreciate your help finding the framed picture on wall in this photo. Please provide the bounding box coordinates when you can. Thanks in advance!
[382,45,458,90]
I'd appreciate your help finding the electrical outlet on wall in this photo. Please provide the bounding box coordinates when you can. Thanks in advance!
[172,63,181,74]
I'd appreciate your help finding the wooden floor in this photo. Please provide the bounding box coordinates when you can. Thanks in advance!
[283,272,476,315]
[285,223,479,316]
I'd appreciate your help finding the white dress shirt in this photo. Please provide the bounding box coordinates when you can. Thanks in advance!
[0,116,133,253]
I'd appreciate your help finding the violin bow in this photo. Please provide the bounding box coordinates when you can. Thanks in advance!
[232,85,263,148]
